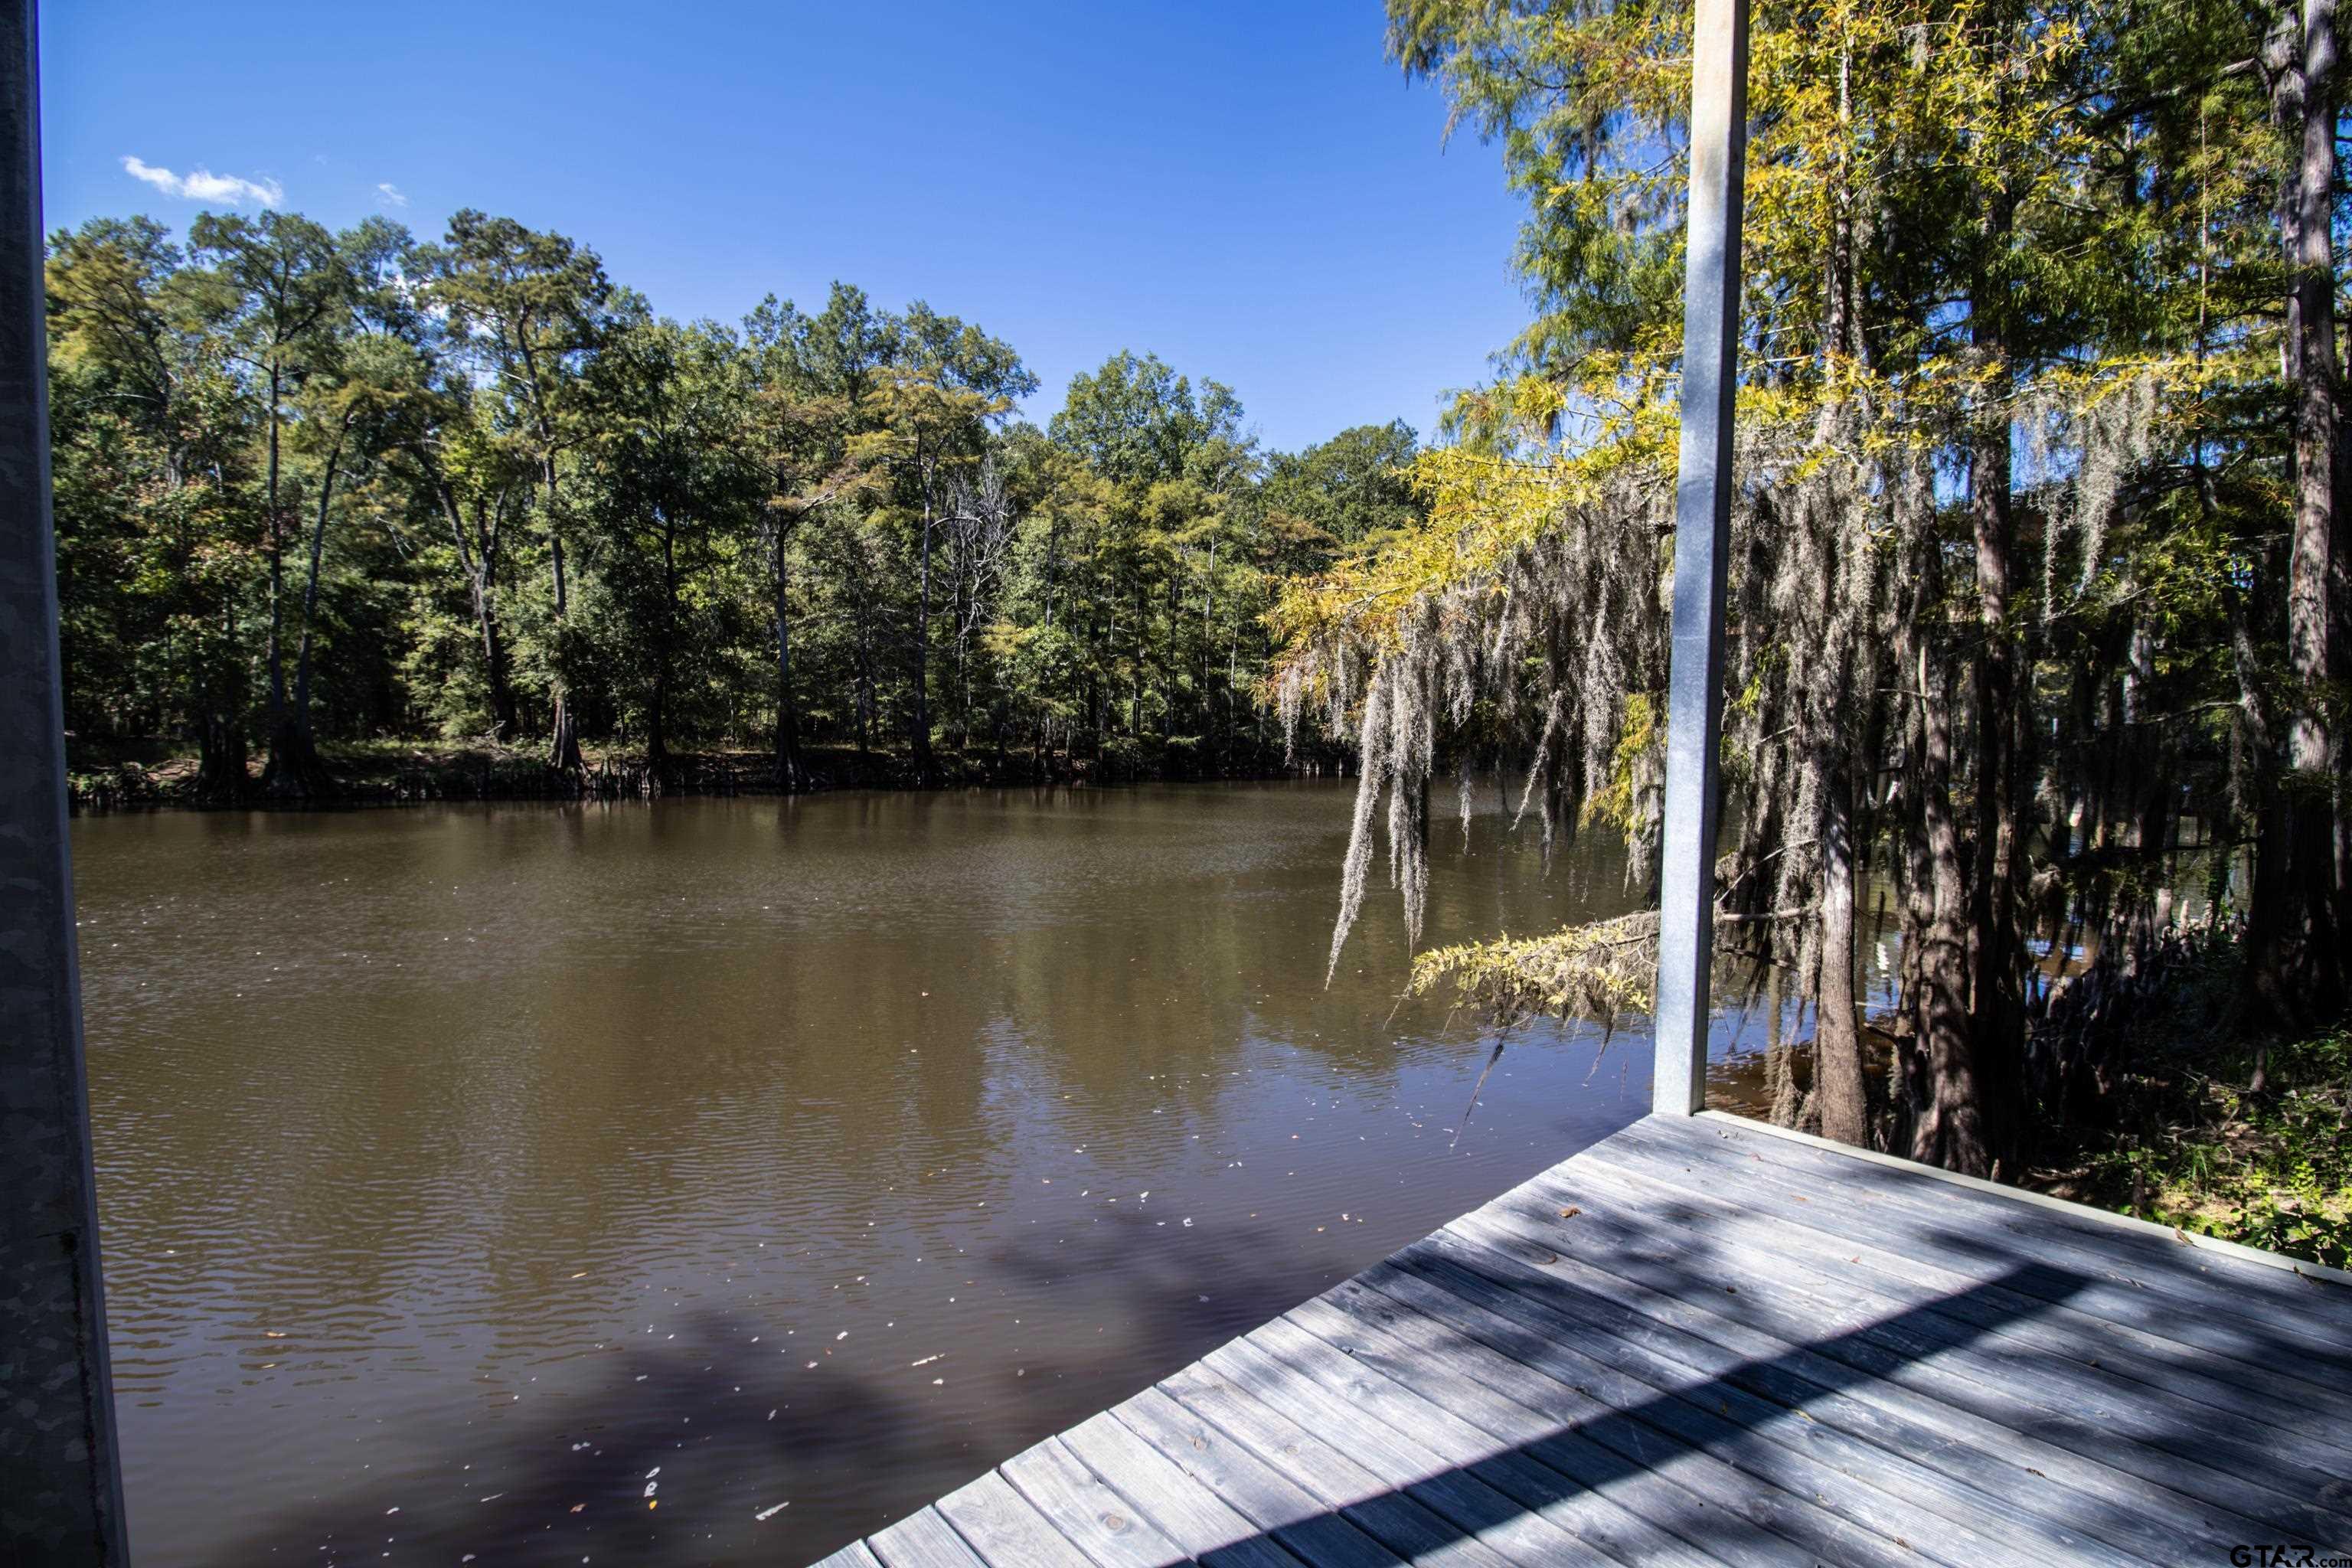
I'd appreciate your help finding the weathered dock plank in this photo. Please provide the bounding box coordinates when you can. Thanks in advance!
[997,1438,1203,1568]
[809,1112,2352,1567]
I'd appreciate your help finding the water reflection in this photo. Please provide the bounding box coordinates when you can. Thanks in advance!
[78,782,1656,1566]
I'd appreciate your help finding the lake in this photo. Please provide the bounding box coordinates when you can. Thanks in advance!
[74,781,1669,1566]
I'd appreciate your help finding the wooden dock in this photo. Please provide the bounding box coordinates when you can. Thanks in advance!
[813,1111,2352,1568]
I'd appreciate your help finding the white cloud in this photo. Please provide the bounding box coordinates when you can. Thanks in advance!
[374,181,409,209]
[120,155,283,208]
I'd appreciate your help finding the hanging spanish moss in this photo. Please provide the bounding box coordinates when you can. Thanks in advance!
[1272,334,2197,1174]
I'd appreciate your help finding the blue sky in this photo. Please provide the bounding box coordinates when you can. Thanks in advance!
[39,0,1530,454]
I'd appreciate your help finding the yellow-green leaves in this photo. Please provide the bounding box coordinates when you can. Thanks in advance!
[1408,910,1661,1031]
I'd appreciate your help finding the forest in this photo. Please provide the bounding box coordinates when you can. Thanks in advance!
[46,207,1419,799]
[1265,0,2349,1247]
[44,0,2351,1243]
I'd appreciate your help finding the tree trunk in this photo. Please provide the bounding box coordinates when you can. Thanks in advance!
[291,428,341,745]
[2256,0,2348,1021]
[514,331,586,776]
[853,593,877,768]
[258,364,306,795]
[951,529,973,750]
[263,366,286,724]
[1958,127,2026,1166]
[773,520,806,792]
[1810,44,1869,1152]
[196,688,247,803]
[438,482,519,740]
[1201,537,1219,750]
[645,668,668,788]
[544,455,584,774]
[910,472,939,784]
[2227,562,2310,1027]
[1766,967,1800,1129]
[265,414,347,798]
[648,520,677,787]
[1815,756,1868,1145]
[1042,516,1061,630]
[1912,637,1992,1175]
[1967,400,2024,1163]
[2125,618,2174,865]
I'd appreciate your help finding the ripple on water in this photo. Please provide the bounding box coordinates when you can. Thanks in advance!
[75,786,1651,1566]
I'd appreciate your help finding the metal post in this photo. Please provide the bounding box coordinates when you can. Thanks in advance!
[0,2,132,1561]
[1652,0,1749,1117]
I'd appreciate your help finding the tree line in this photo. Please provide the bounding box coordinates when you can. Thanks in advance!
[47,207,1424,797]
[1279,0,2350,1176]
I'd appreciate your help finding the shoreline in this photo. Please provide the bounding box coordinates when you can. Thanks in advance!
[66,739,1338,813]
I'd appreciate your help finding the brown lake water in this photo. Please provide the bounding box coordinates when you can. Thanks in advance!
[74,781,1672,1567]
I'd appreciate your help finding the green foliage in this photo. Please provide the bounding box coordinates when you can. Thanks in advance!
[1261,420,1426,554]
[49,205,1393,792]
[1048,351,1244,488]
[573,317,766,762]
[2078,1021,2352,1270]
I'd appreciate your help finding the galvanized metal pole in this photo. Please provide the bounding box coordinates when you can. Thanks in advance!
[0,2,131,1562]
[1652,0,1749,1116]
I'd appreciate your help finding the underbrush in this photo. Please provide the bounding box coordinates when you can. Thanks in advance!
[2058,1028,2351,1268]
[2030,937,2350,1269]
